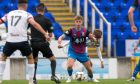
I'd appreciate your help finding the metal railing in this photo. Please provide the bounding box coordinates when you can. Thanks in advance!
[65,0,111,57]
[88,0,111,57]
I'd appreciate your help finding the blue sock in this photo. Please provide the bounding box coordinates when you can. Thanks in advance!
[67,69,73,76]
[133,60,140,77]
[88,74,93,79]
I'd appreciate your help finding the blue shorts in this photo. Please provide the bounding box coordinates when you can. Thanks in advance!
[68,50,89,63]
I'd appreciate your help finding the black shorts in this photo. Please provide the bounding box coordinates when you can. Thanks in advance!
[31,41,53,58]
[3,41,32,56]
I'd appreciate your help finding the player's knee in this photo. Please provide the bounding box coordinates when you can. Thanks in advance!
[50,59,56,63]
[67,64,73,69]
[27,54,33,60]
[49,56,56,61]
[0,54,7,61]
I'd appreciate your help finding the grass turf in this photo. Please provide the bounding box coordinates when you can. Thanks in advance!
[1,79,140,84]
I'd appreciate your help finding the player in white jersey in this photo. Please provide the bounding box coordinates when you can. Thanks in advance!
[0,0,49,84]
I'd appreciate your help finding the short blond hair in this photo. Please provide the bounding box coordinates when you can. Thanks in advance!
[74,15,83,21]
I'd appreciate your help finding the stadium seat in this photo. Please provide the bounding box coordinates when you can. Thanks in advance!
[0,11,5,18]
[28,0,40,3]
[52,22,63,40]
[123,22,130,30]
[27,2,39,12]
[10,0,18,3]
[7,3,17,11]
[116,31,130,39]
[129,32,139,39]
[116,39,125,56]
[0,0,7,10]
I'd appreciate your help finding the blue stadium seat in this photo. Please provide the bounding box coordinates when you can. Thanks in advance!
[44,12,55,23]
[112,28,119,38]
[116,31,130,39]
[123,22,130,30]
[0,0,8,10]
[27,2,39,12]
[52,22,63,39]
[10,0,18,3]
[28,0,40,3]
[129,32,139,39]
[0,11,5,18]
[116,39,125,56]
[7,3,17,11]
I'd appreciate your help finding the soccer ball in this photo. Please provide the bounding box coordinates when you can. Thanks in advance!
[75,72,86,81]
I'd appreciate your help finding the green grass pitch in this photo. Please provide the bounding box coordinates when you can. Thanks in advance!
[1,79,139,84]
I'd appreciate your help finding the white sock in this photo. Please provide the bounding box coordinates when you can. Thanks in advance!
[27,64,35,80]
[0,61,6,80]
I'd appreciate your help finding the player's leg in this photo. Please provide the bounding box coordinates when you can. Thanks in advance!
[32,52,38,84]
[133,59,140,77]
[83,61,99,82]
[83,61,92,79]
[0,42,16,83]
[65,50,77,83]
[128,59,140,81]
[31,42,39,84]
[77,53,99,82]
[40,42,60,83]
[20,41,34,84]
[0,54,7,83]
[31,41,40,84]
[26,54,35,84]
[48,56,61,83]
[66,58,75,83]
[77,53,93,80]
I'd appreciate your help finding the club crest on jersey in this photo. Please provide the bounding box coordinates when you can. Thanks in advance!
[74,38,84,44]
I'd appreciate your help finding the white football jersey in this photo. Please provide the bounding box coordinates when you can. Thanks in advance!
[1,10,33,42]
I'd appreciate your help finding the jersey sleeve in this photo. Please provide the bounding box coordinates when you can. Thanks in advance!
[1,14,7,23]
[64,28,72,36]
[131,0,138,8]
[27,12,33,20]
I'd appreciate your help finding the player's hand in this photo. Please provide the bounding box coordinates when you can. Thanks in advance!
[93,36,97,41]
[131,25,137,33]
[58,45,63,49]
[44,33,50,41]
[101,61,104,68]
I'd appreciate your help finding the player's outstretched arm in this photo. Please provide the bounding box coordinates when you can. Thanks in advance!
[58,41,69,49]
[96,47,104,68]
[128,7,137,32]
[58,34,65,44]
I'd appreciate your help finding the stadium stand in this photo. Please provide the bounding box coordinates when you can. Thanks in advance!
[0,0,139,56]
[0,0,64,40]
[75,0,138,56]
